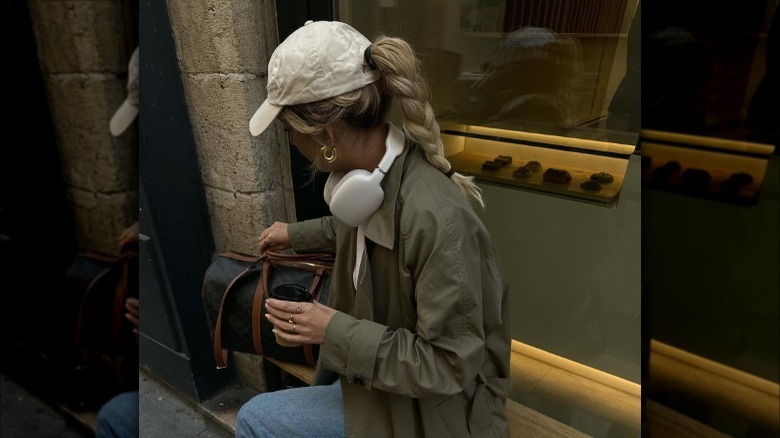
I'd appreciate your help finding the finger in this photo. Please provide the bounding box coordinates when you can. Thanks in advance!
[265,304,296,325]
[265,312,300,335]
[272,328,305,344]
[265,298,298,313]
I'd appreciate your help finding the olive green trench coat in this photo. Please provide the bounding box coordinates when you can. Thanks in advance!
[287,138,511,437]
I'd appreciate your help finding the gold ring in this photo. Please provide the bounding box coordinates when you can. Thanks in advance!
[296,303,301,314]
[292,324,297,334]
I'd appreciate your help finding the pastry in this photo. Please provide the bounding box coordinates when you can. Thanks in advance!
[728,172,753,186]
[512,166,531,178]
[590,172,614,184]
[543,168,572,184]
[525,161,542,171]
[681,168,711,191]
[663,161,681,173]
[720,172,753,193]
[494,155,513,166]
[580,180,602,192]
[481,160,501,171]
[651,160,681,184]
[720,179,741,193]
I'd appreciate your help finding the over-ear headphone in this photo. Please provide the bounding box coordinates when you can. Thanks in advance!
[324,123,405,227]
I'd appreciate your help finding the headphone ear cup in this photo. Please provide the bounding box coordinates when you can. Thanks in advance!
[323,171,346,206]
[329,169,385,227]
[331,169,371,195]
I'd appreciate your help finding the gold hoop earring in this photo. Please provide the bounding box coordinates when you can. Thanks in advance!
[320,145,337,163]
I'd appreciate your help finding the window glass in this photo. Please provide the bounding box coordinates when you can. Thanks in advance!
[337,0,641,339]
[338,1,642,436]
[340,0,640,139]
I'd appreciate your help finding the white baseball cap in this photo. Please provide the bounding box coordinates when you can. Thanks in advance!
[249,20,380,136]
[110,46,139,137]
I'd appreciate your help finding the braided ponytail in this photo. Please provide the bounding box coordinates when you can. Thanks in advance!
[369,36,484,208]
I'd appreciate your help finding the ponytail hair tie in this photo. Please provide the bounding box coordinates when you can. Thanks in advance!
[364,46,379,70]
[445,168,456,178]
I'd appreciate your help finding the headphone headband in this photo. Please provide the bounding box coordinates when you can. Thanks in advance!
[324,122,405,227]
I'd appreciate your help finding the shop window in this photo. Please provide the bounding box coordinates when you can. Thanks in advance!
[338,1,643,436]
[339,0,640,206]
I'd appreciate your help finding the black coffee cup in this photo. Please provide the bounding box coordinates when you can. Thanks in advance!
[270,284,312,302]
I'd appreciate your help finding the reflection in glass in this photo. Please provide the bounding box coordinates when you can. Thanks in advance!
[642,1,779,436]
[456,27,580,130]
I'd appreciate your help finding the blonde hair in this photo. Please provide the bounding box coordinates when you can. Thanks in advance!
[279,35,484,208]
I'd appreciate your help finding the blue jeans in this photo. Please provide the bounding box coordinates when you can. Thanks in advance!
[96,391,139,438]
[236,381,344,438]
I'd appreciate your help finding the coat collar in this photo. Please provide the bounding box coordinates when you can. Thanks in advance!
[363,121,412,250]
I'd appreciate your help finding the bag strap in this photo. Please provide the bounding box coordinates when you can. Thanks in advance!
[265,251,334,272]
[265,251,333,262]
[74,265,115,366]
[213,260,261,369]
[251,259,273,356]
[77,248,138,351]
[111,258,130,346]
[302,268,327,366]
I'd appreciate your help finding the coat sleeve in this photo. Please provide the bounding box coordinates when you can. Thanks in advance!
[287,216,338,253]
[319,190,494,397]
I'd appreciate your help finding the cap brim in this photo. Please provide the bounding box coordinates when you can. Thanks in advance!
[109,99,139,137]
[249,99,283,136]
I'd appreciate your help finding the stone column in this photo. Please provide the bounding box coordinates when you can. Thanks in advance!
[27,0,138,254]
[165,0,295,391]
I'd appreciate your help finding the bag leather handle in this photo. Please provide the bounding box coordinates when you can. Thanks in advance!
[74,265,115,366]
[265,250,333,262]
[213,262,260,369]
[111,260,129,346]
[251,259,272,357]
[303,268,326,365]
[71,247,138,368]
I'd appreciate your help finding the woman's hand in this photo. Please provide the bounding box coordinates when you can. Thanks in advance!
[119,221,140,248]
[125,297,140,338]
[264,298,337,345]
[258,222,291,254]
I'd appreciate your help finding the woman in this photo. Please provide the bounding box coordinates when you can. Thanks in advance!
[236,20,511,437]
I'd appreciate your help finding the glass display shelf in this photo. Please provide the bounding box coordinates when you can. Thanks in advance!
[442,121,638,207]
[640,129,775,206]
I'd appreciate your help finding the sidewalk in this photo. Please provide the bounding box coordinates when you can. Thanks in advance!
[139,367,236,437]
[1,366,252,437]
[1,371,92,438]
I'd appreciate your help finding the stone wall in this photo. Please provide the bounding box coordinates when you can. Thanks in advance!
[165,0,295,391]
[27,0,138,254]
[29,0,295,394]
